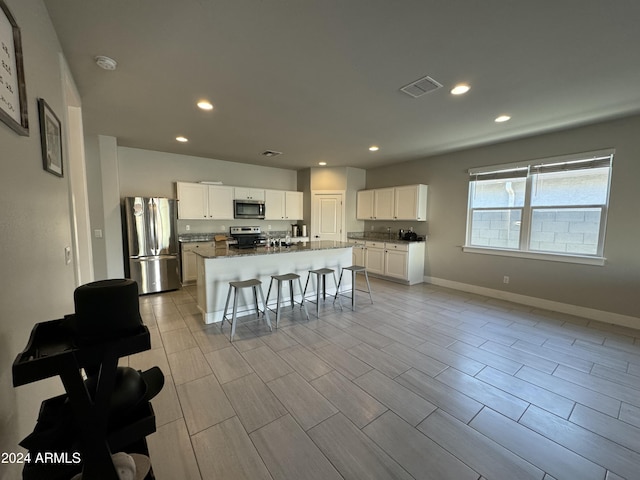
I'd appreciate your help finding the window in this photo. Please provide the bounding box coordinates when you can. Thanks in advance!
[465,149,613,263]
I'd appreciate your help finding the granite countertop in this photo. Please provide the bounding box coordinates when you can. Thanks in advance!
[347,233,426,244]
[178,233,219,242]
[179,231,306,243]
[194,240,353,259]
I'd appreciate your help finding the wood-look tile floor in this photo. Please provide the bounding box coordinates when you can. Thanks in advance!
[130,278,640,480]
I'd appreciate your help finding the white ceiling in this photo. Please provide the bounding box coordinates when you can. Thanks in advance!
[43,0,640,170]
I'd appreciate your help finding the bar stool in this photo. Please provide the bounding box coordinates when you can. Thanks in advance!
[221,279,271,341]
[266,273,310,327]
[303,268,342,318]
[334,265,373,311]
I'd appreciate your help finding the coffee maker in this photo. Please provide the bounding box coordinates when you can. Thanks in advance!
[291,224,300,237]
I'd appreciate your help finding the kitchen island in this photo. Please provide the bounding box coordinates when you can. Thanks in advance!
[195,241,353,324]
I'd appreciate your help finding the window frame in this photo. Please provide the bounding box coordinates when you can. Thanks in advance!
[463,149,614,266]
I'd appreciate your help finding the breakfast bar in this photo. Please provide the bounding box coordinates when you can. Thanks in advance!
[195,241,353,324]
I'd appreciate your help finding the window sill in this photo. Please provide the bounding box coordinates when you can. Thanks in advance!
[462,246,606,266]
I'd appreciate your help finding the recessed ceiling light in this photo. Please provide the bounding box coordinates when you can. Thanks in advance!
[495,115,511,123]
[369,146,379,152]
[318,162,327,166]
[450,84,470,95]
[197,100,213,110]
[176,136,188,142]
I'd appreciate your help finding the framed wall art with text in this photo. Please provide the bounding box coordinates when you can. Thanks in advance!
[0,0,28,136]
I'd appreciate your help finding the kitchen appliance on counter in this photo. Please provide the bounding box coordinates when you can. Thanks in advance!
[403,231,418,241]
[229,226,267,249]
[234,199,265,219]
[124,197,181,294]
[291,224,300,237]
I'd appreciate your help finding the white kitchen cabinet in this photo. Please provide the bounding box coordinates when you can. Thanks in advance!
[356,184,428,221]
[350,239,366,266]
[394,184,428,221]
[359,240,424,284]
[356,188,394,220]
[181,241,215,284]
[364,241,385,275]
[207,185,234,219]
[374,188,395,220]
[177,182,208,219]
[177,182,234,219]
[356,190,375,220]
[234,187,265,201]
[285,191,303,220]
[265,189,303,220]
[384,243,409,280]
[265,189,285,220]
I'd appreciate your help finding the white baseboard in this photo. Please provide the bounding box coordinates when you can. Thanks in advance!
[424,276,640,330]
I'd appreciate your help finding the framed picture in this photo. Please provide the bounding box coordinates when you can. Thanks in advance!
[38,98,63,177]
[0,0,28,136]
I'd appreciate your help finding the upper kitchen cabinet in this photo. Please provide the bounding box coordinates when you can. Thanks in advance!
[356,189,374,220]
[177,182,208,219]
[374,187,395,220]
[264,189,303,220]
[234,187,265,201]
[176,182,234,219]
[208,185,234,219]
[394,184,428,221]
[357,184,428,221]
[356,188,394,220]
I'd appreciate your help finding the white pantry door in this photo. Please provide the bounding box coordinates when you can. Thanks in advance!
[311,192,344,241]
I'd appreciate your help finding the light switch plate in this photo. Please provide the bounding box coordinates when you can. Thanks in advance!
[64,246,72,265]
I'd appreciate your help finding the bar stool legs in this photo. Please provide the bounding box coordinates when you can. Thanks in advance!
[334,265,373,311]
[303,268,342,318]
[266,273,309,327]
[221,279,271,341]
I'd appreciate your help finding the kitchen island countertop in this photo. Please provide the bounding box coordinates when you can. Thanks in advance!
[195,241,353,324]
[194,240,353,259]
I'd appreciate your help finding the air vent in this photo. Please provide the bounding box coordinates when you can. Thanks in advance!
[261,150,282,157]
[400,75,442,98]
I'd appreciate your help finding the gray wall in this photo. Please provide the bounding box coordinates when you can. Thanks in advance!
[365,114,640,321]
[0,2,71,477]
[86,144,303,278]
[117,146,298,198]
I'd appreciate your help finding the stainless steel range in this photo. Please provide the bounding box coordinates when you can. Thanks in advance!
[229,226,267,249]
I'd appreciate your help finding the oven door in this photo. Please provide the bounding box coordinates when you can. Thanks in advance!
[234,200,265,219]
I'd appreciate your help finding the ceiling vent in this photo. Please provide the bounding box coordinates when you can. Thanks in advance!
[400,75,442,98]
[261,150,282,157]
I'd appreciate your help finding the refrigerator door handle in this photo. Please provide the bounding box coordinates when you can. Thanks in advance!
[149,198,158,256]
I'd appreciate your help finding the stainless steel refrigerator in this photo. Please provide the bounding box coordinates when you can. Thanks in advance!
[124,197,181,294]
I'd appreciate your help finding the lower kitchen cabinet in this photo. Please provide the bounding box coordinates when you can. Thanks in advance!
[351,240,366,266]
[385,245,408,280]
[181,242,214,284]
[356,240,425,285]
[364,241,385,276]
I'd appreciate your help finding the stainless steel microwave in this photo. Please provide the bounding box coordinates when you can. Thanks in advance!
[233,199,265,219]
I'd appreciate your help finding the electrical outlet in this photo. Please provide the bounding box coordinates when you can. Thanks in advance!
[185,224,190,231]
[503,276,510,284]
[64,246,72,265]
[94,229,103,238]
[221,225,225,231]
